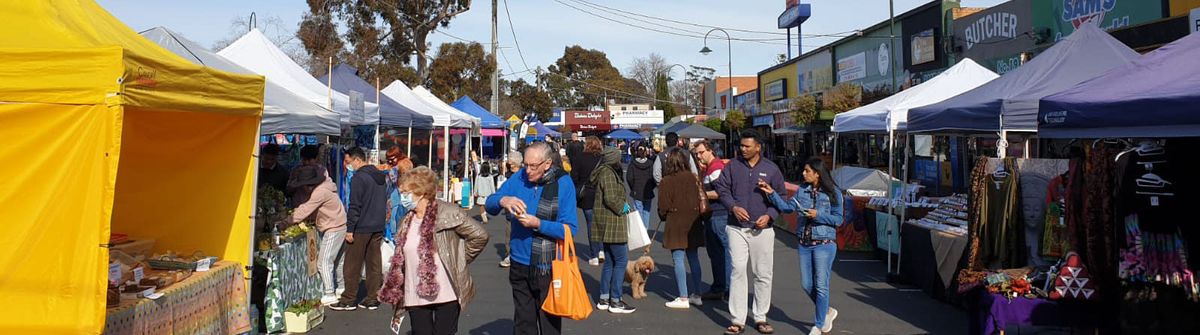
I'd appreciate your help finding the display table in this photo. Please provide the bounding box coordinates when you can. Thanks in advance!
[104,261,250,335]
[261,235,322,333]
[899,222,968,301]
[968,291,1099,335]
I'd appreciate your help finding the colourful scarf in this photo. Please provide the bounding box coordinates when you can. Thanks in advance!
[379,200,440,305]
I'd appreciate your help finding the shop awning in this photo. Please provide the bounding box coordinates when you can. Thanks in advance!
[1039,31,1200,138]
[907,24,1138,133]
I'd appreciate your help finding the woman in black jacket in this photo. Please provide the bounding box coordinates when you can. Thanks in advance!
[626,143,657,232]
[570,136,604,266]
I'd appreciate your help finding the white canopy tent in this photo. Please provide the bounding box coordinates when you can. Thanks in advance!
[412,86,481,202]
[381,81,479,201]
[218,29,379,126]
[833,58,999,134]
[140,27,340,136]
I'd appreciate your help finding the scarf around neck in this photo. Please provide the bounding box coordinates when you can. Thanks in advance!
[379,200,440,306]
[530,167,567,275]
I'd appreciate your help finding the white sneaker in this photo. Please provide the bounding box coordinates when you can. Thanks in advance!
[688,294,703,306]
[499,256,511,268]
[665,298,690,309]
[598,251,606,263]
[807,326,822,335]
[320,295,339,306]
[588,258,600,266]
[821,307,838,333]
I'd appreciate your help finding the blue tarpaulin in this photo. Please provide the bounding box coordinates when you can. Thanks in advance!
[319,64,435,129]
[450,96,507,129]
[606,129,644,140]
[1038,32,1200,138]
[907,24,1137,133]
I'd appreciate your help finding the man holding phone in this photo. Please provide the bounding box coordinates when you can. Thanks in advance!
[713,131,785,335]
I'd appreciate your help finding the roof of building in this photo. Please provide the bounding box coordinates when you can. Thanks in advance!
[712,76,759,93]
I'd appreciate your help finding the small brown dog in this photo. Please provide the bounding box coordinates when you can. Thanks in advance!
[625,255,656,299]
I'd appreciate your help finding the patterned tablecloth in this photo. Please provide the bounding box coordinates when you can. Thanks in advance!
[262,235,322,333]
[104,261,251,335]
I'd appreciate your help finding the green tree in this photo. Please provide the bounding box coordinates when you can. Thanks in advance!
[427,42,495,103]
[823,82,863,114]
[789,95,818,126]
[725,109,747,132]
[703,118,724,134]
[298,0,472,82]
[655,73,676,123]
[501,78,553,121]
[542,45,628,108]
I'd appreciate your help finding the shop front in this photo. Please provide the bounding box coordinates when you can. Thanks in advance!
[564,110,612,134]
[609,109,663,131]
[953,0,1036,74]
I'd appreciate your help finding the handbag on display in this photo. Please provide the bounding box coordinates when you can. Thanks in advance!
[542,225,594,320]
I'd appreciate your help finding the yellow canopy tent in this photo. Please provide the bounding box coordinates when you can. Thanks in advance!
[0,1,265,333]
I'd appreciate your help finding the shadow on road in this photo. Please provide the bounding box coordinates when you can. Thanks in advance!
[467,318,514,335]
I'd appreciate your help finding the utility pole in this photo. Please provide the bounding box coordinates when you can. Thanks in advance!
[491,0,502,162]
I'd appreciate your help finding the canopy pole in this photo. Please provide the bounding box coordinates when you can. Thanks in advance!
[832,133,839,169]
[407,125,413,157]
[428,131,434,167]
[327,57,333,110]
[896,132,911,277]
[375,77,381,162]
[443,126,451,201]
[464,127,472,208]
[886,129,895,274]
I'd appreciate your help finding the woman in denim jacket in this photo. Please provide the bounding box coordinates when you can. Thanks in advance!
[758,157,843,335]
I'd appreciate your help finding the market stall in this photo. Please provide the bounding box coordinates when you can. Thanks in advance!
[320,63,436,160]
[451,96,507,158]
[0,1,264,333]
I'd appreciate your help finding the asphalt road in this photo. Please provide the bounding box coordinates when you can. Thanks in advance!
[308,204,965,335]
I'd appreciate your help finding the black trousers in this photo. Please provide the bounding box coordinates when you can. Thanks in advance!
[340,231,383,304]
[510,263,562,335]
[408,301,461,335]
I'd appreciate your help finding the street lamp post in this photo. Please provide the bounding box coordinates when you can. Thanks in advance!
[701,28,732,144]
[666,63,690,115]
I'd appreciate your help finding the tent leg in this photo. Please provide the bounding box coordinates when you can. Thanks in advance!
[832,134,839,169]
[428,131,434,168]
[407,126,413,158]
[464,128,473,209]
[897,133,911,277]
[443,126,450,201]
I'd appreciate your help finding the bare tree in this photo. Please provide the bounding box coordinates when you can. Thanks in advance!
[626,53,668,97]
[212,15,311,72]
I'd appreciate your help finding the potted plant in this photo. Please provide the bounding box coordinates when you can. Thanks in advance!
[283,299,324,333]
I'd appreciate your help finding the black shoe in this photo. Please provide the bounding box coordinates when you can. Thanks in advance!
[358,301,380,310]
[608,300,636,314]
[329,302,357,311]
[701,290,727,300]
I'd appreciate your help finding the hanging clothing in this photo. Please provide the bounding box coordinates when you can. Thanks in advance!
[1041,175,1069,258]
[1067,144,1120,293]
[981,158,1025,269]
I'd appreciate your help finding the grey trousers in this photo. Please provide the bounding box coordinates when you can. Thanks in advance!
[318,228,347,296]
[727,225,775,325]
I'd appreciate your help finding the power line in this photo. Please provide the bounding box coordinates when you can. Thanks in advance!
[502,0,532,71]
[553,0,786,46]
[566,0,856,40]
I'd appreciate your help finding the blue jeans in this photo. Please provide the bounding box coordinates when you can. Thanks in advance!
[671,248,702,298]
[583,209,600,259]
[704,212,732,292]
[599,243,629,302]
[798,243,837,329]
[632,199,653,230]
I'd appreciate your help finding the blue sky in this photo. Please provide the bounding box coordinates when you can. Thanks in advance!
[99,0,1006,82]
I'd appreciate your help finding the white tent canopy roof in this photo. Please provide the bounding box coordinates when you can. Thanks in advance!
[217,29,379,126]
[412,86,480,127]
[381,81,472,128]
[833,58,998,133]
[140,27,340,135]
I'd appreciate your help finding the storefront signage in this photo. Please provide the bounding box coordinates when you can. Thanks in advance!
[837,52,867,82]
[764,79,787,101]
[610,109,664,125]
[911,29,936,65]
[963,11,1020,51]
[993,54,1025,75]
[778,3,810,29]
[1038,0,1164,42]
[796,50,833,94]
[954,0,1034,64]
[1191,7,1200,34]
[565,110,612,131]
[753,115,775,127]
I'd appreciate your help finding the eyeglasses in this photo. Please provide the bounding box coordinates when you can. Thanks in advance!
[523,159,550,168]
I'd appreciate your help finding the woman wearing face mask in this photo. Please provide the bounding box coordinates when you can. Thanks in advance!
[379,166,489,335]
[757,158,844,335]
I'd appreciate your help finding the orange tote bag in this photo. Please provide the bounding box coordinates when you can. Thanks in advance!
[541,225,593,320]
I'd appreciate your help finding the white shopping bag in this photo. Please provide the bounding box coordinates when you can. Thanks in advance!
[626,211,651,251]
[380,239,396,274]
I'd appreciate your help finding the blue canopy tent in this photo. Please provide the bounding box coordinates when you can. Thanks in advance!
[908,24,1137,134]
[320,64,434,129]
[450,96,506,129]
[606,129,644,140]
[1039,32,1200,138]
[531,121,560,137]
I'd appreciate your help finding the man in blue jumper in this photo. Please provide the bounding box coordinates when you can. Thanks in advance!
[486,142,578,335]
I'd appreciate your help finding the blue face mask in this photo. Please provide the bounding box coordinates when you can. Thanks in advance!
[399,192,418,210]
